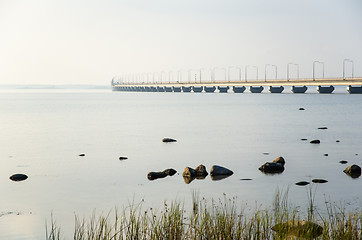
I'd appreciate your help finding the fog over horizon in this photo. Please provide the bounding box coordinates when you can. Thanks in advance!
[1,0,361,85]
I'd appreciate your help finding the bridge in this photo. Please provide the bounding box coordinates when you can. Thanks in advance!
[112,77,362,94]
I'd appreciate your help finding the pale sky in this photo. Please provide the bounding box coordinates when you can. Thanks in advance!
[0,0,361,85]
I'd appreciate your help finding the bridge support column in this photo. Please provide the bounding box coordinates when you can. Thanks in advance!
[232,86,246,93]
[164,86,173,92]
[317,85,334,94]
[249,86,264,93]
[291,86,307,93]
[172,86,181,92]
[268,86,284,93]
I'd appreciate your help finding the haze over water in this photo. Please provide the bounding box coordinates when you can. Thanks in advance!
[0,88,361,239]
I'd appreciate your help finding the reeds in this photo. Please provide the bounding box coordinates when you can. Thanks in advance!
[46,189,361,240]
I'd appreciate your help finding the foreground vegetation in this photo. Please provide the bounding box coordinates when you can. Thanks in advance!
[47,190,361,240]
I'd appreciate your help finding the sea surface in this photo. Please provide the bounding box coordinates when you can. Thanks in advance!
[0,87,361,239]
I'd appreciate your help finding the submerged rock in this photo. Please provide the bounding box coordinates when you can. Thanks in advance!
[162,138,177,143]
[310,140,320,144]
[9,174,28,182]
[343,164,361,178]
[301,138,308,141]
[148,168,177,180]
[299,107,305,110]
[318,127,328,129]
[210,165,233,176]
[272,220,323,238]
[295,181,310,186]
[312,179,328,183]
[211,174,232,181]
[119,156,128,160]
[259,156,285,174]
[339,160,348,164]
[240,178,253,181]
[79,153,85,156]
[324,154,329,156]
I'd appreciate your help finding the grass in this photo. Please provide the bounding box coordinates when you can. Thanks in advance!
[46,188,361,240]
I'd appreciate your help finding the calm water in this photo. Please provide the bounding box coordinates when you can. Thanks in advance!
[0,88,361,239]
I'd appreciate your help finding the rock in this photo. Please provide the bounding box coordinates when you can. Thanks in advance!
[194,165,208,177]
[119,156,128,160]
[318,127,328,129]
[339,160,348,164]
[273,156,285,166]
[162,138,177,143]
[147,171,168,180]
[299,107,305,110]
[301,138,308,141]
[312,179,328,183]
[9,174,28,182]
[263,152,269,155]
[183,176,195,184]
[324,154,328,156]
[211,174,232,181]
[310,140,320,144]
[210,165,233,176]
[343,164,361,178]
[79,153,85,156]
[163,168,177,176]
[336,140,340,142]
[182,167,197,178]
[259,162,284,174]
[240,178,252,181]
[272,220,323,238]
[295,181,309,186]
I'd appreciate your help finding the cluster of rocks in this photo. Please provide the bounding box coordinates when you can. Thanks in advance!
[147,168,177,180]
[182,165,233,183]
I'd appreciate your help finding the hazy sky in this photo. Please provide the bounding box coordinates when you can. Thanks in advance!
[0,0,361,85]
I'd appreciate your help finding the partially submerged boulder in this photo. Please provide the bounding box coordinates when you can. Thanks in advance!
[259,156,285,174]
[295,181,310,186]
[9,174,28,182]
[162,138,177,143]
[147,168,177,180]
[272,220,323,238]
[310,140,320,144]
[343,164,361,178]
[312,179,328,183]
[182,165,208,184]
[210,165,233,176]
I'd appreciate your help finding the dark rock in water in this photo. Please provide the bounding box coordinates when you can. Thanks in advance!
[79,153,85,156]
[147,171,168,180]
[343,164,361,178]
[259,162,284,174]
[324,154,328,156]
[211,174,232,181]
[339,160,348,164]
[299,108,305,110]
[9,174,28,182]
[119,156,128,160]
[301,138,308,141]
[194,165,208,177]
[210,165,233,176]
[162,138,177,143]
[312,179,328,183]
[295,181,310,186]
[273,156,285,166]
[182,167,197,178]
[318,127,328,129]
[263,152,270,155]
[163,168,177,176]
[240,178,252,181]
[310,140,320,144]
[272,220,323,238]
[336,140,340,143]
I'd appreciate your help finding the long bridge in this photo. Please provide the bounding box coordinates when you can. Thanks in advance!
[112,77,362,94]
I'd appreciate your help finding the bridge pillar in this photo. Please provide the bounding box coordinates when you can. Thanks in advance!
[218,86,229,93]
[317,85,334,94]
[268,86,284,93]
[192,86,203,92]
[204,86,216,93]
[249,86,264,93]
[347,85,362,94]
[182,86,192,92]
[151,86,157,92]
[157,86,165,92]
[291,86,307,93]
[232,86,246,93]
